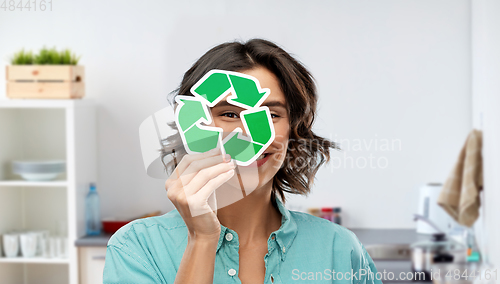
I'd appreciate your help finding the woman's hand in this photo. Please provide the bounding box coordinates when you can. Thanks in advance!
[166,148,235,242]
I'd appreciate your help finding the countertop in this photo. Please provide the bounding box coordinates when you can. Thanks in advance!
[350,228,429,245]
[75,233,113,247]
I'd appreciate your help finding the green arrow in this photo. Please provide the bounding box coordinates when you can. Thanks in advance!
[193,72,231,104]
[177,98,207,132]
[242,110,272,145]
[228,74,269,108]
[224,135,263,163]
[222,108,273,163]
[184,125,220,153]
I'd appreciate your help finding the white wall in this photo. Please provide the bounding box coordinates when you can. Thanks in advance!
[471,0,500,267]
[0,0,472,228]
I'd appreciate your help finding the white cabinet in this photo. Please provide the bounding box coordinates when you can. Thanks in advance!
[0,99,96,284]
[78,247,107,284]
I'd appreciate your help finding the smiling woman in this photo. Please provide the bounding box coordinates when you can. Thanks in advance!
[102,39,382,284]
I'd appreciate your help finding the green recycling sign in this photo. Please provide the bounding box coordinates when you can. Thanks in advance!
[174,70,275,166]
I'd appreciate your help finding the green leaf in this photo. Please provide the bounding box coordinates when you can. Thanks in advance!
[10,49,34,65]
[11,47,81,65]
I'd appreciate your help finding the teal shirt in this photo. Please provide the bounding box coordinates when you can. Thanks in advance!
[103,198,382,284]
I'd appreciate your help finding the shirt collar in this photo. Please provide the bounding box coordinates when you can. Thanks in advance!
[216,197,298,261]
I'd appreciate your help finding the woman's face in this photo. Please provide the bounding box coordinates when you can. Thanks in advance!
[210,66,290,196]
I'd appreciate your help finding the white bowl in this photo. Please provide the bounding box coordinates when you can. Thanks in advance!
[11,160,65,181]
[19,173,60,181]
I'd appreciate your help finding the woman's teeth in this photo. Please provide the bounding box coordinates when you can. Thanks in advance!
[256,154,267,161]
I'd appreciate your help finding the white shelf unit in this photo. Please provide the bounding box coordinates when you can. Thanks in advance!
[0,99,96,284]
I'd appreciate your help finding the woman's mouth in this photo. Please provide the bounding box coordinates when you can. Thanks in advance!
[240,153,272,168]
[256,153,271,167]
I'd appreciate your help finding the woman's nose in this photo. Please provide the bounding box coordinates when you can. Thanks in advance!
[223,124,248,140]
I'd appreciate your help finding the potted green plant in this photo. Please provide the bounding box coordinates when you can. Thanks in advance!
[6,47,84,99]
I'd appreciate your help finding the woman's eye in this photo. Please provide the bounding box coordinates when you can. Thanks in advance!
[221,112,239,118]
[220,112,279,119]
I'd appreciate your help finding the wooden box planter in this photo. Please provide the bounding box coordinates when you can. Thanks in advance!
[6,65,85,99]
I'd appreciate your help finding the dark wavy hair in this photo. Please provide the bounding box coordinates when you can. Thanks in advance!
[162,38,339,202]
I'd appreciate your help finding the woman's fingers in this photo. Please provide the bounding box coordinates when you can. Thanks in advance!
[171,147,223,179]
[197,169,235,201]
[165,148,236,218]
[165,148,222,187]
[179,153,231,186]
[186,169,235,217]
[166,151,234,203]
[183,161,236,196]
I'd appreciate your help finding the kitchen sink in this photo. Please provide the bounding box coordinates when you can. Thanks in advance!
[364,244,412,260]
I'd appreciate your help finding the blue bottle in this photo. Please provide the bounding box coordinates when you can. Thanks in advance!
[86,182,102,235]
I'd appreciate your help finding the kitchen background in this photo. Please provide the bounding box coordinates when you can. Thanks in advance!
[0,0,499,283]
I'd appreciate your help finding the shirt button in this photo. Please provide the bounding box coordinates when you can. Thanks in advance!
[282,247,286,253]
[225,233,233,241]
[228,268,237,276]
